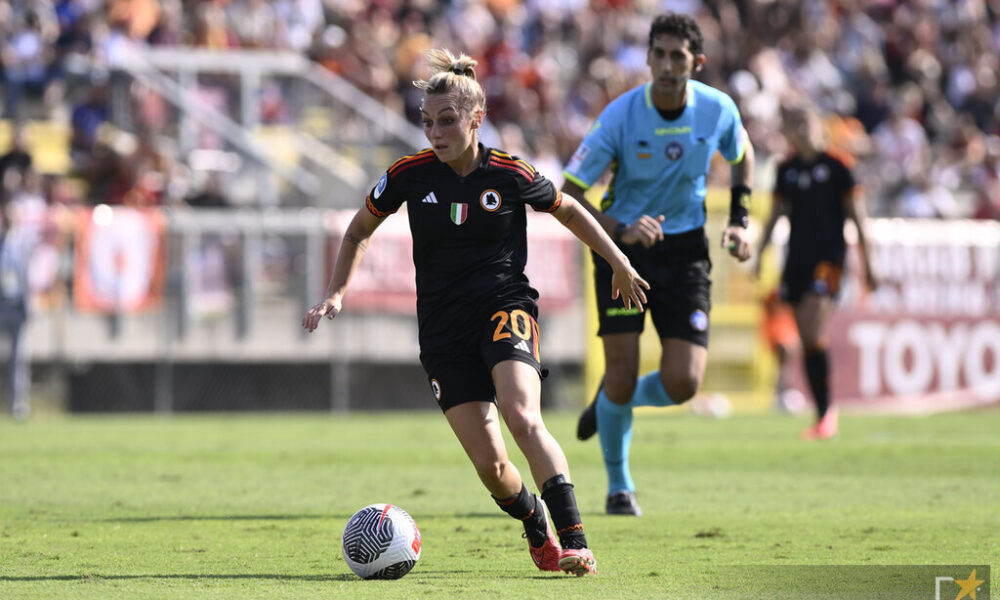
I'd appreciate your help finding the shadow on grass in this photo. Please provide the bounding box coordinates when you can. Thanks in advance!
[102,514,341,523]
[102,512,509,523]
[0,569,487,583]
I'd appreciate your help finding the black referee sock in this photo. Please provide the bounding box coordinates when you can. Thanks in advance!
[804,348,830,419]
[493,484,547,547]
[540,476,587,550]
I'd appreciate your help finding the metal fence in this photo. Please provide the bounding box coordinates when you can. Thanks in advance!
[9,205,586,413]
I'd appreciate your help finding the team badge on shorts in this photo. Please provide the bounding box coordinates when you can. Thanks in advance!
[430,379,442,402]
[666,142,684,161]
[480,189,501,211]
[689,309,708,332]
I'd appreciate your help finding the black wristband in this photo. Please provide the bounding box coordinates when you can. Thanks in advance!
[613,221,628,243]
[729,185,751,228]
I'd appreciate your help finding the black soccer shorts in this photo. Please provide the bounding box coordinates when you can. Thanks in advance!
[780,260,843,305]
[591,228,712,348]
[419,303,543,412]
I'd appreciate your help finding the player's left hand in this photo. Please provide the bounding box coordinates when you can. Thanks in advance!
[610,260,650,312]
[721,226,752,262]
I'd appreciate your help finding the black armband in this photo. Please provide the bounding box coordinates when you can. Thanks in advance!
[729,185,751,228]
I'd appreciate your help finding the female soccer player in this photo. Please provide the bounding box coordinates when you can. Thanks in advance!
[756,102,878,439]
[303,48,649,576]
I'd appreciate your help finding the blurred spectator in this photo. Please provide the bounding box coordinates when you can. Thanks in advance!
[0,169,42,420]
[184,171,229,209]
[871,84,931,204]
[2,7,60,118]
[69,83,108,166]
[897,174,958,219]
[6,0,1000,217]
[0,123,33,203]
[971,136,1000,220]
[229,0,282,49]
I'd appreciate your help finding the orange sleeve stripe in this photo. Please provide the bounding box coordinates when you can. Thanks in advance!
[388,149,436,176]
[489,156,535,182]
[534,190,562,213]
[365,194,394,218]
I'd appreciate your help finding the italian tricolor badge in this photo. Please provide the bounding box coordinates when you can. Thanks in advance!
[451,203,468,225]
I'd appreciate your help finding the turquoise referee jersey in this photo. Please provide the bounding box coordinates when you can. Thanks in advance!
[563,80,747,234]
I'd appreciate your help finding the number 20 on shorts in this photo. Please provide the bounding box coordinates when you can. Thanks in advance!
[490,309,540,360]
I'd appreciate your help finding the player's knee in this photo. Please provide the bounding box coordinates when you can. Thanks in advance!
[664,375,700,404]
[604,374,636,405]
[474,458,508,488]
[504,411,542,443]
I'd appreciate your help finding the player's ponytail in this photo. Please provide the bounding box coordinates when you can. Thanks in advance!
[413,49,486,117]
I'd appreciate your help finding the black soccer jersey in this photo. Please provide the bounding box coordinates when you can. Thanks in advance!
[365,144,562,350]
[773,151,856,270]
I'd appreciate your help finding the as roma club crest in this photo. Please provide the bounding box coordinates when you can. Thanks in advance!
[480,189,501,212]
[450,203,468,225]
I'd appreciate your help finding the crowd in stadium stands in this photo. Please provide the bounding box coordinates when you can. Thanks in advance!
[1,0,998,218]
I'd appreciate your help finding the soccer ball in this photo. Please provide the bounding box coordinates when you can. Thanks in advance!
[341,504,422,579]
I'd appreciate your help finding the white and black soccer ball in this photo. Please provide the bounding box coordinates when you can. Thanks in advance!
[341,503,422,580]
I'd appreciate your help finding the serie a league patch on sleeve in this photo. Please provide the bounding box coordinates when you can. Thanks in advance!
[373,173,388,199]
[566,144,590,173]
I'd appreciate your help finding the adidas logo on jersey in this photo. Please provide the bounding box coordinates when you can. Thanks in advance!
[514,340,530,353]
[422,191,438,204]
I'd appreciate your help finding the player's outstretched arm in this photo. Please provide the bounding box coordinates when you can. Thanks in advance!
[552,192,649,311]
[302,207,385,332]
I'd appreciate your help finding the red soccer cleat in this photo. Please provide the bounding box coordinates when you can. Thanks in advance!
[802,407,839,440]
[526,501,561,572]
[558,548,597,577]
[528,526,562,572]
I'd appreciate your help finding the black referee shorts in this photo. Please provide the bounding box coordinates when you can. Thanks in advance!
[591,227,712,348]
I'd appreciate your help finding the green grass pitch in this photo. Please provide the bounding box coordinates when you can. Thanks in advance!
[1,409,997,599]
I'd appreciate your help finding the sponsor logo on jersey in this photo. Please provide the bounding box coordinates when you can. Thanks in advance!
[689,309,708,332]
[373,173,387,199]
[450,203,468,225]
[655,126,691,135]
[430,379,441,401]
[666,141,684,160]
[480,189,501,211]
[421,191,438,204]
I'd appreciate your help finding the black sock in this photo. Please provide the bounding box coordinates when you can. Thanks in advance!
[804,348,830,419]
[493,484,547,547]
[540,476,587,550]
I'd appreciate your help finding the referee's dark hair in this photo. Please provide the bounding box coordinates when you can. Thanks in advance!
[649,13,704,56]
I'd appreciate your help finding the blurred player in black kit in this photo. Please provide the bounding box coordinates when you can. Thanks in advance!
[304,48,650,576]
[756,103,878,440]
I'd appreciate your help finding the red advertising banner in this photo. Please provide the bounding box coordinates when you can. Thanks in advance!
[329,208,580,314]
[73,205,167,314]
[827,219,1000,413]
